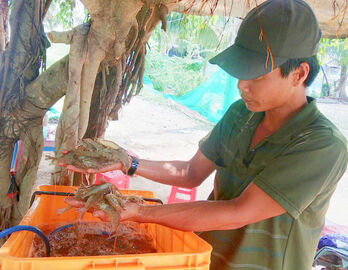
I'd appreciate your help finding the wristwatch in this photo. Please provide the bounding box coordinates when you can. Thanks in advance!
[127,156,139,176]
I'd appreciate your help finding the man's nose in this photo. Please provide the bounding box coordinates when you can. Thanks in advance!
[238,80,249,93]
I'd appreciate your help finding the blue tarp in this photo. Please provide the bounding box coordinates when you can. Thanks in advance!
[144,69,240,123]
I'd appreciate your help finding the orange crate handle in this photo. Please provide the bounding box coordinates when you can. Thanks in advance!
[86,262,145,270]
[30,191,163,207]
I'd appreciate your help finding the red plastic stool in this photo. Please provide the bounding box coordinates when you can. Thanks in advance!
[95,170,130,189]
[167,186,197,203]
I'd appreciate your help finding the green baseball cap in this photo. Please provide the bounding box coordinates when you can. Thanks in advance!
[209,0,322,80]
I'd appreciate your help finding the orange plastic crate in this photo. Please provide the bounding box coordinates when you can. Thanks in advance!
[0,185,211,270]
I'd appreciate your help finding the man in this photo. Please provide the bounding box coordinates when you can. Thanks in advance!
[61,0,348,269]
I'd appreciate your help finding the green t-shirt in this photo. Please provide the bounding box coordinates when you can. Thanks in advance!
[198,97,348,270]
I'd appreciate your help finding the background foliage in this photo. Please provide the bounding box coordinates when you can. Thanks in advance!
[43,2,347,99]
[145,12,237,96]
[318,38,348,98]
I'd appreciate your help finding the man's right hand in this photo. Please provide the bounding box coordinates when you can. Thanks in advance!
[57,149,131,174]
[58,160,126,174]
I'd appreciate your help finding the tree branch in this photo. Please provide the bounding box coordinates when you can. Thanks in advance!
[47,30,73,44]
[24,55,69,119]
[43,0,53,19]
[0,0,25,116]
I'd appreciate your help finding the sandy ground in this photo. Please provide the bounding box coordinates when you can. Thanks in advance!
[37,89,348,226]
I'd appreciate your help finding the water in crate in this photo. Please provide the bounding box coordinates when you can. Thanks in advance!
[31,221,157,257]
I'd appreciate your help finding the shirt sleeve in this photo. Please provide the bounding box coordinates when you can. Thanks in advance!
[199,123,223,163]
[253,136,348,219]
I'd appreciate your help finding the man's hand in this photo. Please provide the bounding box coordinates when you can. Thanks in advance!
[63,197,111,221]
[63,196,140,222]
[58,161,125,174]
[58,150,129,174]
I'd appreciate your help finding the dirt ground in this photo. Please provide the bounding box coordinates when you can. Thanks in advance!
[37,89,348,226]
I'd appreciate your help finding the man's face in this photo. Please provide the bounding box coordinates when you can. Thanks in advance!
[238,68,296,112]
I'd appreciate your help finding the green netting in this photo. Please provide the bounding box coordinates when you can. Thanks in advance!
[164,69,240,123]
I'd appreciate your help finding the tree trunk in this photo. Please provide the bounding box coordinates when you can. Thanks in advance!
[11,125,43,225]
[12,56,69,224]
[0,0,176,232]
[51,0,148,185]
[337,64,347,101]
[84,65,122,139]
[0,54,68,233]
[0,0,9,53]
[0,0,45,233]
[51,25,90,185]
[0,142,13,245]
[91,3,171,127]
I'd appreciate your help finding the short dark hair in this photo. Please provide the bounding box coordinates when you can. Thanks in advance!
[279,56,320,87]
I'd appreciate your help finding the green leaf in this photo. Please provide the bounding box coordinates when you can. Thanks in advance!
[199,26,219,49]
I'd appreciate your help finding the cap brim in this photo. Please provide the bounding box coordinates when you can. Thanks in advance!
[209,44,288,80]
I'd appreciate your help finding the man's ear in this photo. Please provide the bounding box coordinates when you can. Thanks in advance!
[292,62,310,87]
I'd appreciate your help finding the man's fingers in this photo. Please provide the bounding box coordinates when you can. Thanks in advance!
[86,164,116,174]
[67,165,87,173]
[64,197,85,208]
[58,162,88,173]
[64,197,113,222]
[86,163,123,174]
[58,163,118,174]
[57,162,84,172]
[58,158,123,174]
[93,210,111,222]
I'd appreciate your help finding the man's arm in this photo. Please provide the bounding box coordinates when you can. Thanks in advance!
[63,148,286,231]
[135,149,215,188]
[60,149,216,188]
[124,182,286,232]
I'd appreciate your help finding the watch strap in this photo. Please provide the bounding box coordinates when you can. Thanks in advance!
[127,156,139,176]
